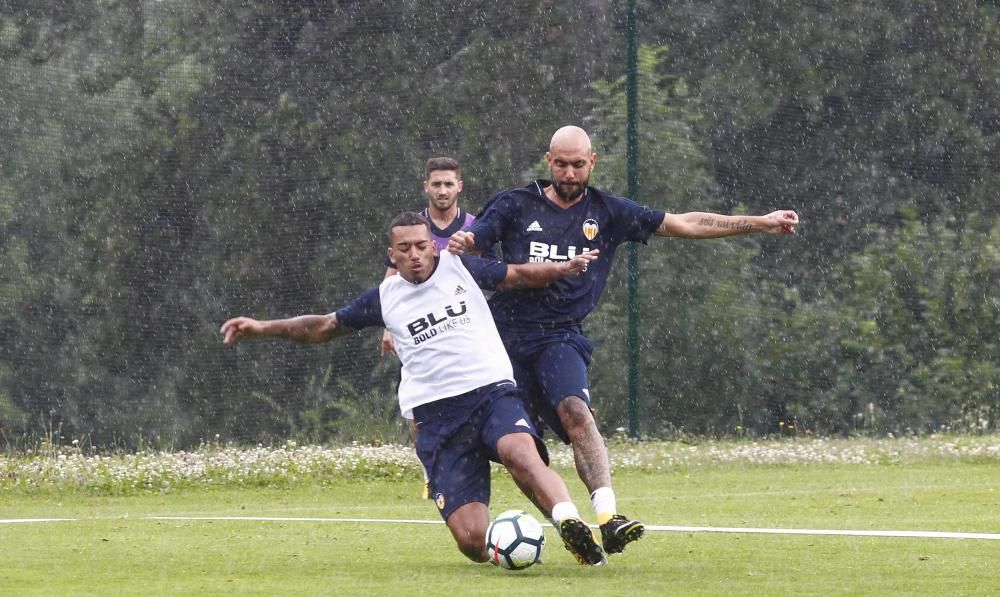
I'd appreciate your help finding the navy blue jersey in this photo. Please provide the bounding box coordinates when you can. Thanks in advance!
[468,180,665,329]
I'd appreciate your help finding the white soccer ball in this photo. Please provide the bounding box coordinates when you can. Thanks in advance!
[485,509,546,570]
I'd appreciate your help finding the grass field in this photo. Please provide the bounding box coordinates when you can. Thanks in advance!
[2,437,999,595]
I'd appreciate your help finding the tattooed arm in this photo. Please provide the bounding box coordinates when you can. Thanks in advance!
[654,210,799,238]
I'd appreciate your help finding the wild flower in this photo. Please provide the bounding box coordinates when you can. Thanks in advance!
[0,434,997,494]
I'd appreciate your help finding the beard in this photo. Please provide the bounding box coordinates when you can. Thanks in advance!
[552,177,588,201]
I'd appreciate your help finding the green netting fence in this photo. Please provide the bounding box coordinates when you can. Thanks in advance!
[1,1,998,449]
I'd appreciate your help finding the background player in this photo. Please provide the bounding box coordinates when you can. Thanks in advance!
[380,157,482,357]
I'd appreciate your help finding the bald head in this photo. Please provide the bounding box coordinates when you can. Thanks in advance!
[549,125,593,154]
[545,126,597,203]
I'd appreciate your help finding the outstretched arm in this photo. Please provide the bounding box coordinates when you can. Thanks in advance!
[220,313,348,346]
[655,210,799,238]
[497,249,600,290]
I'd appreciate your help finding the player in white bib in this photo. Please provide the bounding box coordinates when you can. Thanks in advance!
[220,212,608,566]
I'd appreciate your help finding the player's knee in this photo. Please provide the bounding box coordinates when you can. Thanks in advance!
[447,504,491,563]
[557,395,595,436]
[497,434,541,474]
[456,533,489,562]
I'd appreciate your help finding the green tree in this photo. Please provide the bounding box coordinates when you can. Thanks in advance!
[578,46,779,437]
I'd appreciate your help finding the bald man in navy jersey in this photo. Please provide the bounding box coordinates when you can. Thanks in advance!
[449,125,800,556]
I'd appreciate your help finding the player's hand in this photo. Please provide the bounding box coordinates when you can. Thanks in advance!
[220,317,262,346]
[763,210,799,234]
[380,328,397,357]
[447,230,476,254]
[563,249,600,276]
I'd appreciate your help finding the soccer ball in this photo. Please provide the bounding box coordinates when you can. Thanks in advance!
[485,509,545,570]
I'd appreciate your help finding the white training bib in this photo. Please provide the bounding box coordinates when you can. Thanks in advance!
[380,251,514,418]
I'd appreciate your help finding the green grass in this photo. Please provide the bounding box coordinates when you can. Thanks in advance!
[2,454,999,596]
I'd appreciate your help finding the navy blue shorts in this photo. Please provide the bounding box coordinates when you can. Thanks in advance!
[498,326,594,444]
[413,382,547,521]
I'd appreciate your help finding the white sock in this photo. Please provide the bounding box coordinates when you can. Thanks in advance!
[591,487,616,524]
[550,501,581,523]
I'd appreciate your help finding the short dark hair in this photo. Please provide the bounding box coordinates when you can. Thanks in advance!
[424,156,461,180]
[387,211,431,243]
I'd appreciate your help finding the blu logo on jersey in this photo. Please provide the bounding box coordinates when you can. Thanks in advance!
[528,241,592,262]
[406,301,468,336]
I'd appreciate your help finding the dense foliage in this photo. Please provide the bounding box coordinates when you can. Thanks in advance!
[0,1,997,447]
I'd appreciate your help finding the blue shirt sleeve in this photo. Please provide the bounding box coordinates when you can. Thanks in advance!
[468,191,514,252]
[334,286,384,329]
[605,193,665,244]
[459,255,508,291]
[478,242,502,261]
